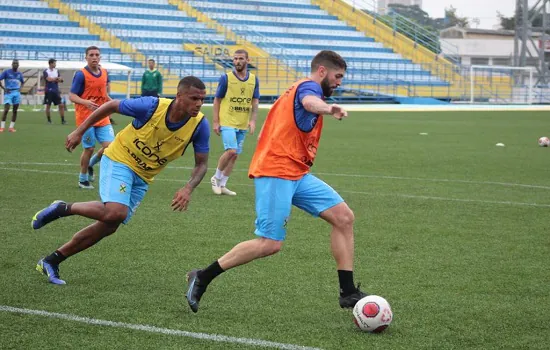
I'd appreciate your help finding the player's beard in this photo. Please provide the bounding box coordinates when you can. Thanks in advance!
[321,76,333,97]
[235,64,246,73]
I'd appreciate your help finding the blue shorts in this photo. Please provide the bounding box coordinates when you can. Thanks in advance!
[220,126,247,155]
[4,91,21,105]
[254,174,344,241]
[99,156,148,224]
[82,125,115,149]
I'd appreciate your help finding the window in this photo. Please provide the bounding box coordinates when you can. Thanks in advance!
[492,58,511,66]
[471,57,490,65]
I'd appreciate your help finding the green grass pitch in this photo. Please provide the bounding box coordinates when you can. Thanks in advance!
[0,109,549,349]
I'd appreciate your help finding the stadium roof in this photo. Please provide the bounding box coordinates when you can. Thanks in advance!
[0,60,132,72]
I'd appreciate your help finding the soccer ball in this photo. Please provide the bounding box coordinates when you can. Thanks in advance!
[352,295,393,333]
[538,137,549,147]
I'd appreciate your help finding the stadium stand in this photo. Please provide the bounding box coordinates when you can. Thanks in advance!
[0,0,466,101]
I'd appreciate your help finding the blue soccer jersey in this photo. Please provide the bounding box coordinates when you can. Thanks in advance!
[0,69,24,91]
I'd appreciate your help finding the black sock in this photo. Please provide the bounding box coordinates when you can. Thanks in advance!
[54,202,73,217]
[198,260,225,285]
[338,270,356,296]
[44,250,67,265]
[47,116,51,122]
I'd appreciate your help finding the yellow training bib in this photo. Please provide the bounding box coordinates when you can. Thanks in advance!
[219,72,257,130]
[105,98,204,183]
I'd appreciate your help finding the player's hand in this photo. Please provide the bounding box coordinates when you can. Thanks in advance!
[330,104,347,120]
[213,121,221,136]
[65,131,82,152]
[171,187,192,211]
[84,100,99,111]
[57,78,64,83]
[248,120,256,135]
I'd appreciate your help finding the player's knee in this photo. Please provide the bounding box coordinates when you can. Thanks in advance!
[103,207,128,224]
[226,148,238,156]
[258,238,283,257]
[334,206,355,231]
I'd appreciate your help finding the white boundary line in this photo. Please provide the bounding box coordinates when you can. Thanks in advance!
[1,166,549,208]
[0,305,322,350]
[1,161,549,190]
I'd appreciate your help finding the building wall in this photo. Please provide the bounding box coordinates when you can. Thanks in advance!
[442,38,540,67]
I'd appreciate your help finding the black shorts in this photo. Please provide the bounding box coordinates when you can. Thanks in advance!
[44,91,62,106]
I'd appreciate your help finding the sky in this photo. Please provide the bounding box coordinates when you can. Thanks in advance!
[421,0,516,29]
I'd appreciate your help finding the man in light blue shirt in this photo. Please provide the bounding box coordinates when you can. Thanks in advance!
[0,59,25,132]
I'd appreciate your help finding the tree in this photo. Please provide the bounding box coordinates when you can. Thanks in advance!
[498,11,515,30]
[444,6,469,28]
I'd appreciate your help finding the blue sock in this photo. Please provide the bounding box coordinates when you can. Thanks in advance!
[89,153,101,167]
[79,173,88,183]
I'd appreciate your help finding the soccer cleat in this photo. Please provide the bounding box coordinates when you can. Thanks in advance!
[61,120,67,125]
[0,128,4,132]
[32,200,66,230]
[210,176,222,195]
[47,120,52,125]
[8,128,16,132]
[88,166,94,182]
[36,258,66,285]
[185,269,207,313]
[79,181,94,189]
[220,187,236,196]
[339,284,368,309]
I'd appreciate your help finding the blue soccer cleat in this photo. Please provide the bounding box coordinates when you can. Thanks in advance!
[36,258,66,285]
[186,269,207,313]
[31,200,66,230]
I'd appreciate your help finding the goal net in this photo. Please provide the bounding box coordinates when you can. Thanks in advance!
[469,65,535,104]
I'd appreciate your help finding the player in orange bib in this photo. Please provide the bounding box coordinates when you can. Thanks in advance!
[69,46,115,189]
[186,51,368,313]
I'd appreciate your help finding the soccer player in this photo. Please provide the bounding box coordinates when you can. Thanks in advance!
[0,59,25,132]
[185,50,367,313]
[31,76,210,285]
[69,46,114,189]
[43,58,66,125]
[141,59,162,97]
[210,49,259,196]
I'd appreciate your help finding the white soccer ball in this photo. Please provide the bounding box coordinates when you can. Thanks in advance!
[538,137,550,147]
[352,295,393,333]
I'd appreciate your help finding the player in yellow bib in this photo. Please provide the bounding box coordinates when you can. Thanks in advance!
[31,77,210,285]
[210,49,260,196]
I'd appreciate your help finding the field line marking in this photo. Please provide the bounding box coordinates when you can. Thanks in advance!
[1,161,549,190]
[1,166,549,208]
[0,305,322,350]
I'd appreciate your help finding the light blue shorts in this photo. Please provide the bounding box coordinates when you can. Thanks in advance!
[254,174,344,241]
[82,125,115,149]
[99,156,148,224]
[4,91,21,105]
[220,126,247,154]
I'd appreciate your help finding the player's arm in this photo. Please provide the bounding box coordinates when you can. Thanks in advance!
[185,118,210,192]
[171,119,210,211]
[212,74,227,136]
[302,95,347,120]
[249,77,260,134]
[66,100,120,152]
[106,81,112,102]
[212,97,222,135]
[157,71,163,95]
